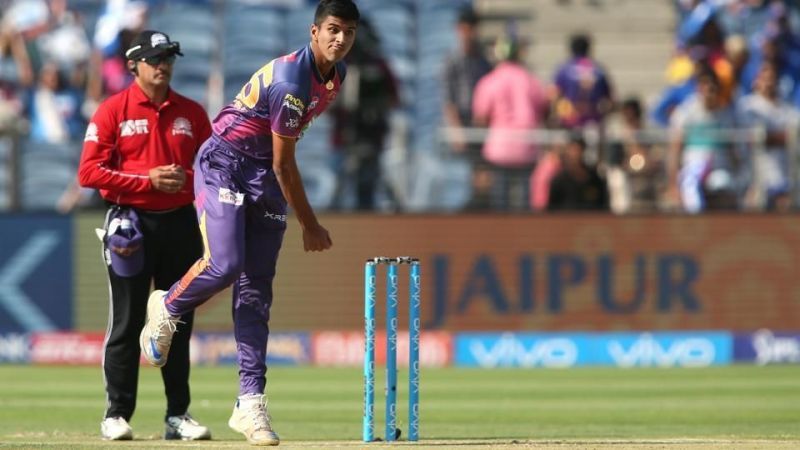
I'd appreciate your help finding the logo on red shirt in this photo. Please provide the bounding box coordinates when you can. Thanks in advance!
[172,117,193,137]
[120,119,149,137]
[84,123,99,142]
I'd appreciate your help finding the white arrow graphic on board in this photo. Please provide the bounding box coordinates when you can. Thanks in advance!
[0,231,60,331]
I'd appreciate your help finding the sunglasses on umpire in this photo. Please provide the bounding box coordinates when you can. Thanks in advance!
[139,54,177,66]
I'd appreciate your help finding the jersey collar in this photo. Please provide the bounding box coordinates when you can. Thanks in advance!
[307,44,336,85]
[130,81,178,108]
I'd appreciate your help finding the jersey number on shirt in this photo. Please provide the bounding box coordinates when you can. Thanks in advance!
[236,62,274,109]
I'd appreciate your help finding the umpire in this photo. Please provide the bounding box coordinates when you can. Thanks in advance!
[77,30,212,441]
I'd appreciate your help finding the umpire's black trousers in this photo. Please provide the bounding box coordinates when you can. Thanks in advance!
[101,204,202,422]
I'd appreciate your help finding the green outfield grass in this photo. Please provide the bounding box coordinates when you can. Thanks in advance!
[0,365,798,449]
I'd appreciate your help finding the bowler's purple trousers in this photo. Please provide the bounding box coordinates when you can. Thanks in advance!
[164,139,287,395]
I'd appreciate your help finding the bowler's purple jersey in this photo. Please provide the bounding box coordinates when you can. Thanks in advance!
[212,45,346,159]
[162,46,347,395]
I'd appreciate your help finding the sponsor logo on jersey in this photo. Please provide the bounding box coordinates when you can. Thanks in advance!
[84,123,99,142]
[308,96,319,111]
[264,211,287,222]
[282,93,305,114]
[218,188,244,206]
[285,118,299,129]
[172,117,193,137]
[119,119,149,137]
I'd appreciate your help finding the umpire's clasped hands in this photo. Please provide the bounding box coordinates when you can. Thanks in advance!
[150,164,187,194]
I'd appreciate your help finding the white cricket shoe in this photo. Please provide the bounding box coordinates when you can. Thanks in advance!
[165,413,211,440]
[101,417,133,440]
[139,290,182,367]
[228,394,280,446]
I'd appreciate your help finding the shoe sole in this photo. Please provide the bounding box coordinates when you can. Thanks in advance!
[228,417,279,446]
[164,432,212,441]
[140,290,168,367]
[139,324,167,367]
[101,431,132,440]
[101,421,133,440]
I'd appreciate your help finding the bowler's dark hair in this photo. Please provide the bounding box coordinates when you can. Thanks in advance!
[314,0,360,25]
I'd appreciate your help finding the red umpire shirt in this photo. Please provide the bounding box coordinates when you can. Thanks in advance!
[78,82,211,210]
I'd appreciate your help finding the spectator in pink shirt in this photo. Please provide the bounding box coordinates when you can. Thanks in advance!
[472,32,550,210]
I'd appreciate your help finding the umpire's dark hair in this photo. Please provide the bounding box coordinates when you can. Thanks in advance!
[314,0,360,25]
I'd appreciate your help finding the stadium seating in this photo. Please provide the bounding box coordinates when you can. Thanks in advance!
[19,141,80,210]
[0,137,12,210]
[149,1,216,108]
[222,2,287,104]
[0,0,678,212]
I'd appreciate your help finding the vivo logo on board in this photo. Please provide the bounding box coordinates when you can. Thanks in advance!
[457,333,579,368]
[455,332,732,368]
[607,333,716,368]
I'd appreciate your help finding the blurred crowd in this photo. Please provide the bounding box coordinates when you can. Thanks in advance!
[1,0,800,214]
[0,0,155,141]
[444,0,800,214]
[658,0,800,213]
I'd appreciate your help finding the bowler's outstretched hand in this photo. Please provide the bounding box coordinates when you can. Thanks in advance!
[303,223,333,252]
